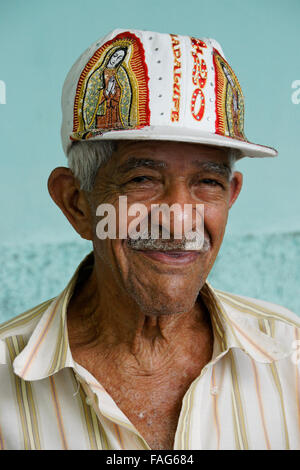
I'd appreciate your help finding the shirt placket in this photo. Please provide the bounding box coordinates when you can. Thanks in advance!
[73,369,151,450]
[174,348,230,450]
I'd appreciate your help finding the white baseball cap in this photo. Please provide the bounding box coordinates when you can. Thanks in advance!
[61,28,277,159]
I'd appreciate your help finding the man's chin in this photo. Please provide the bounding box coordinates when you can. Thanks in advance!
[132,295,199,317]
[125,270,206,317]
[116,238,211,314]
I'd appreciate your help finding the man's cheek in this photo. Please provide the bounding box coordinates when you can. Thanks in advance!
[205,208,228,241]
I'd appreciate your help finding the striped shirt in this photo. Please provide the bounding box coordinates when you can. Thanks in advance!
[0,253,300,450]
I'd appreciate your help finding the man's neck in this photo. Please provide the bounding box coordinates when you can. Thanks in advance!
[67,256,213,378]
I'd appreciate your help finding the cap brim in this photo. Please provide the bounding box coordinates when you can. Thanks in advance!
[79,125,277,159]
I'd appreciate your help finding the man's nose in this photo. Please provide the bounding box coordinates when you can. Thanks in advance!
[151,181,202,238]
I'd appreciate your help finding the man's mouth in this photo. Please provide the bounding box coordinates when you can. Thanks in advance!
[124,235,211,265]
[129,248,201,265]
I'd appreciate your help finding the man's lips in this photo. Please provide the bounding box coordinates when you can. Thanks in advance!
[131,249,201,265]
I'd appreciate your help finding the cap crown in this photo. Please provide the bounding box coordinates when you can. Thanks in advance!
[61,28,276,158]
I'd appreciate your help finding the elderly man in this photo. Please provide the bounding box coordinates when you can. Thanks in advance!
[0,29,299,451]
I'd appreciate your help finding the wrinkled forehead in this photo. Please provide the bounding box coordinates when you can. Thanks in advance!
[111,140,232,175]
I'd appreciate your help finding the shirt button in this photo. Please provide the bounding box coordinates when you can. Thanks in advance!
[210,386,219,395]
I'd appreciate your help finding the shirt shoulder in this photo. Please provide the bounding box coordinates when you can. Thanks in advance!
[214,288,299,324]
[0,297,56,341]
[212,287,300,348]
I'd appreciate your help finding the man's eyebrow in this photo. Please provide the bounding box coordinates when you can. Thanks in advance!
[192,160,232,179]
[118,157,232,179]
[118,157,167,173]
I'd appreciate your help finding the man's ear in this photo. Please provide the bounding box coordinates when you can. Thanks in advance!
[47,167,93,240]
[228,171,243,209]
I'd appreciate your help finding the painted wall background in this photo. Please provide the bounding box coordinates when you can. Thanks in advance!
[0,0,299,322]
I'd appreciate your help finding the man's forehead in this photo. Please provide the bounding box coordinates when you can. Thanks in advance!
[114,141,232,172]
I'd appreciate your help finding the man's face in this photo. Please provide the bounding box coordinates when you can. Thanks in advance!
[88,140,241,316]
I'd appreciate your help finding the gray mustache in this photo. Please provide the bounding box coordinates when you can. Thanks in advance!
[127,234,211,252]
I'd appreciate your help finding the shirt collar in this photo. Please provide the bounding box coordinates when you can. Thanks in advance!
[9,252,292,381]
[11,254,93,381]
[200,283,293,364]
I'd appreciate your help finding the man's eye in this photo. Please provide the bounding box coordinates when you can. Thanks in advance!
[198,178,223,187]
[128,176,153,183]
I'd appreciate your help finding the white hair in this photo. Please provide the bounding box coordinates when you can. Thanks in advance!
[228,149,239,177]
[67,140,117,192]
[67,140,240,191]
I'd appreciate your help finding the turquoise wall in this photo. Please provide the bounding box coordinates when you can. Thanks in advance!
[0,0,299,321]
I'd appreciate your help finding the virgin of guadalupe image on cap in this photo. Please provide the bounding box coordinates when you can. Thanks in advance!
[72,32,150,141]
[221,62,244,140]
[213,49,246,141]
[84,47,129,130]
